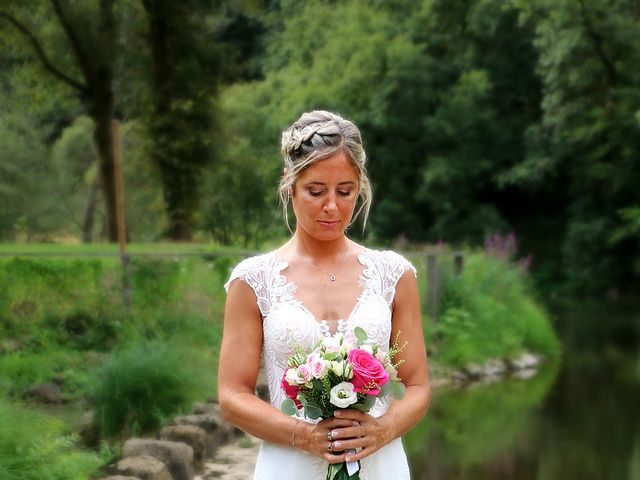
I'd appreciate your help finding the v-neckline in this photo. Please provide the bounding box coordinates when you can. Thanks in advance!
[273,249,371,336]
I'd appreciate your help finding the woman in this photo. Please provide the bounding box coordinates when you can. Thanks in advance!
[218,110,430,479]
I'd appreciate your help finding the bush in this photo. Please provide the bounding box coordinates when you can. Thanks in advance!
[0,399,105,480]
[91,340,205,439]
[427,251,561,367]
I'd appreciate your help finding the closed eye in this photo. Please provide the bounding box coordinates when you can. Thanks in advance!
[309,190,324,197]
[338,190,354,197]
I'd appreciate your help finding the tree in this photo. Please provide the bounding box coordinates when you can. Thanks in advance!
[139,0,220,240]
[0,0,120,241]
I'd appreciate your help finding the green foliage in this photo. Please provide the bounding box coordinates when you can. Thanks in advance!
[427,252,561,367]
[90,340,205,439]
[0,400,105,480]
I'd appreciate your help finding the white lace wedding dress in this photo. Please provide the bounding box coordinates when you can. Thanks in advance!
[225,248,416,480]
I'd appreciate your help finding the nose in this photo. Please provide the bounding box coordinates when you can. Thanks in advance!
[322,193,338,213]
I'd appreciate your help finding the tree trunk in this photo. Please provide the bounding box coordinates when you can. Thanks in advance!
[82,177,99,243]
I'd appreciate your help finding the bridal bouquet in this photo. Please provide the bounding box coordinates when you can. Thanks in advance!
[280,327,406,480]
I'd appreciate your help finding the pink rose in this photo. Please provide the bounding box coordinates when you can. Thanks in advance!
[347,349,390,396]
[281,372,302,409]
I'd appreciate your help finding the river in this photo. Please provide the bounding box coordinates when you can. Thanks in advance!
[405,299,640,480]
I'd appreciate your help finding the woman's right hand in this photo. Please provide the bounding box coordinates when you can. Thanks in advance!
[301,417,361,463]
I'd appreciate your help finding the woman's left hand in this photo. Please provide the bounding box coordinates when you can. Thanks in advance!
[326,409,392,462]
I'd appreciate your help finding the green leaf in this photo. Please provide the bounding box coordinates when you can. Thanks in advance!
[352,394,376,412]
[280,398,297,416]
[354,327,367,346]
[391,381,406,400]
[304,404,323,419]
[324,351,340,361]
[312,378,324,391]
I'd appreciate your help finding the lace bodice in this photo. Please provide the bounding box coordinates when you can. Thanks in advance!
[224,248,416,420]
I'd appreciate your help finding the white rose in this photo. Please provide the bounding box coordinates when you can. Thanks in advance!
[329,382,358,408]
[330,360,345,377]
[285,368,299,386]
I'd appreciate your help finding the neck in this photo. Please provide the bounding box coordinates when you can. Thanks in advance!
[291,231,349,260]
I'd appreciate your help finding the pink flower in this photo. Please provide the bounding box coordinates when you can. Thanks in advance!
[348,349,390,396]
[281,372,302,409]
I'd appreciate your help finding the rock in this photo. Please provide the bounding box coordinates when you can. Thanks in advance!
[0,338,21,355]
[123,439,194,480]
[170,412,234,458]
[192,402,220,415]
[429,377,451,389]
[463,362,484,379]
[24,383,63,404]
[116,455,172,480]
[508,353,542,371]
[451,370,468,383]
[99,476,142,480]
[484,359,507,376]
[78,410,101,448]
[160,425,206,473]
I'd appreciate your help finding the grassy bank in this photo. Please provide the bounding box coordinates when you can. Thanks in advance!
[0,243,560,477]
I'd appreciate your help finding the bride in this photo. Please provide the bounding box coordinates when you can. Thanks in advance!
[218,110,430,479]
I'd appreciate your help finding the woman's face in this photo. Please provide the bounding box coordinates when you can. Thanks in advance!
[291,151,359,242]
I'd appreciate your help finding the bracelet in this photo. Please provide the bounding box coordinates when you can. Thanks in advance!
[291,428,296,447]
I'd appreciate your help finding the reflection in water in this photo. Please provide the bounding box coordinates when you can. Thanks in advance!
[406,300,640,480]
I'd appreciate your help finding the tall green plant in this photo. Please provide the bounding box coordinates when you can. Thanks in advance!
[91,340,204,439]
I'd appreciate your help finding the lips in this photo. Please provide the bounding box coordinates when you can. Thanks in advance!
[317,220,340,227]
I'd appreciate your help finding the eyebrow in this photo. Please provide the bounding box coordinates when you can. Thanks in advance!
[303,181,357,187]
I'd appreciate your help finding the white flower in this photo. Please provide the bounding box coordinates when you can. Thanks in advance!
[330,360,346,377]
[284,368,299,386]
[329,382,358,408]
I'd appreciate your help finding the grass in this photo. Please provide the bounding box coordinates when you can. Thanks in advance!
[0,399,109,480]
[0,242,561,474]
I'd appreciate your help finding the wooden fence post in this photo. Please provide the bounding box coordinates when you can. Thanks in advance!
[454,251,464,276]
[427,253,439,322]
[113,119,131,307]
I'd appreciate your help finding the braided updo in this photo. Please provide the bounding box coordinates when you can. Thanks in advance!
[279,110,372,229]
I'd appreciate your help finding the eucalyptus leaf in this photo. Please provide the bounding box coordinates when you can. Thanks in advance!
[281,398,297,416]
[304,404,323,419]
[354,327,367,346]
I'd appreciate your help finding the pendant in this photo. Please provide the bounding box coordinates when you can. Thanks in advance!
[330,274,336,281]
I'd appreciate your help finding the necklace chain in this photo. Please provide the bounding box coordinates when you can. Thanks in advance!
[305,245,352,282]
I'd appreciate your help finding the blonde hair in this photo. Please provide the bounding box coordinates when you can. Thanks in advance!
[279,110,372,230]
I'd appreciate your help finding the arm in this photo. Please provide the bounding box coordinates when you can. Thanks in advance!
[217,279,358,463]
[326,269,430,461]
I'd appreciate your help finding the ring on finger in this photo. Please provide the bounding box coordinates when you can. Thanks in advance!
[327,431,333,441]
[326,441,333,452]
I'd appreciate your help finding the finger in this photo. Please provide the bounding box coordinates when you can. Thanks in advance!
[333,408,368,422]
[324,451,349,464]
[322,418,360,429]
[327,424,364,441]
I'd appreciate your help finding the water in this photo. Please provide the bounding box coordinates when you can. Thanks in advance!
[406,300,640,480]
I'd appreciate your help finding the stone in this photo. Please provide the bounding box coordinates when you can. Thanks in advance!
[463,362,484,379]
[123,439,194,480]
[170,412,234,458]
[0,338,21,355]
[192,402,220,415]
[116,455,172,480]
[99,476,141,480]
[508,353,542,371]
[484,358,507,376]
[24,383,63,404]
[160,425,206,473]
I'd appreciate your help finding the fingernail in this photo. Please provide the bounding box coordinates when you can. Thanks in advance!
[345,456,352,462]
[352,421,359,426]
[335,410,341,417]
[334,441,341,448]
